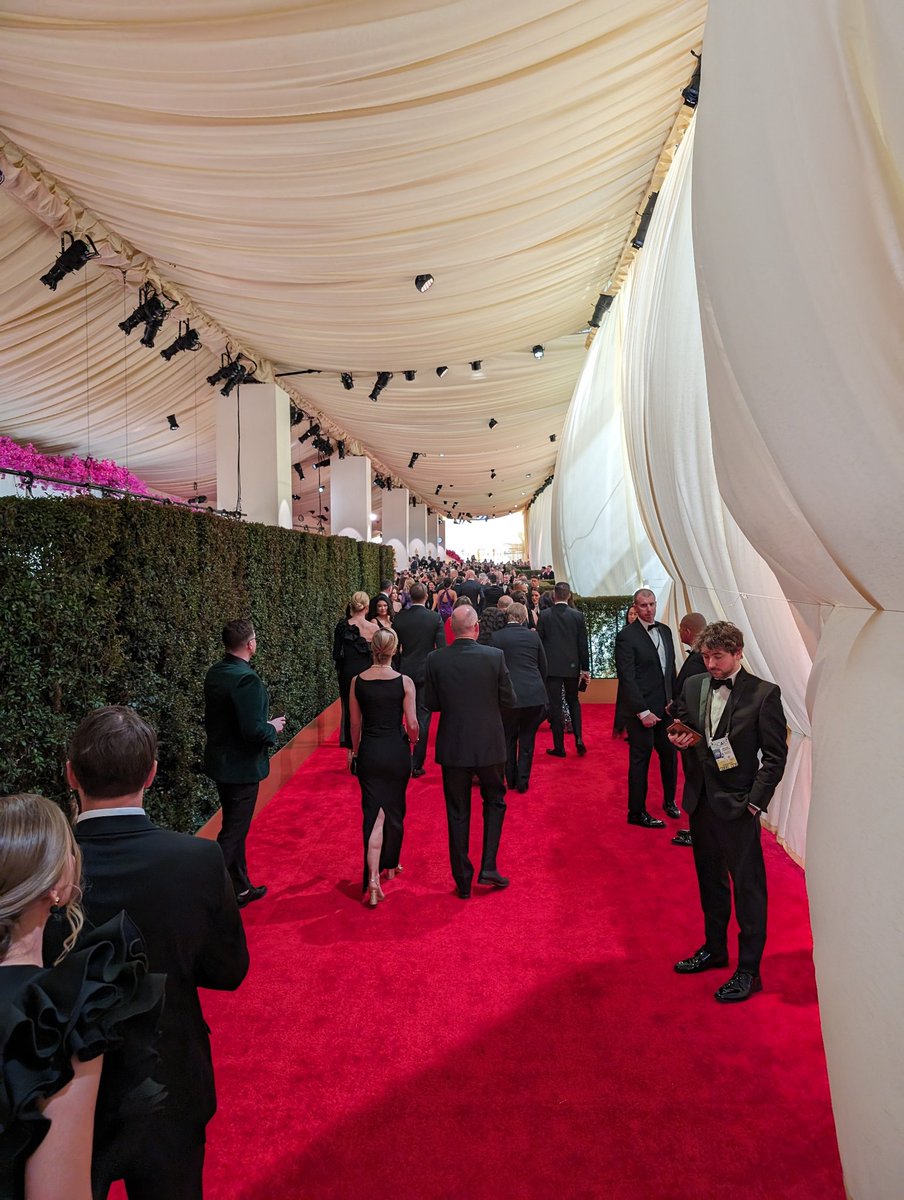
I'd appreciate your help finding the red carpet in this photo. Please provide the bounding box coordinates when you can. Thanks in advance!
[196,705,843,1200]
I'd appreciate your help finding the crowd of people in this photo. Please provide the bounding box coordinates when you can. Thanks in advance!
[0,560,788,1197]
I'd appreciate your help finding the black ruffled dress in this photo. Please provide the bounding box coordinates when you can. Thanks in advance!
[0,913,165,1200]
[332,619,374,748]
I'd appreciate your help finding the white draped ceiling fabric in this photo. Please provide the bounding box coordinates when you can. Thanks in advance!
[526,485,553,573]
[0,0,706,525]
[695,4,904,1196]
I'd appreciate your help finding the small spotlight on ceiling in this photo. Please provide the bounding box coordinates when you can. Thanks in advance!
[589,294,614,328]
[632,192,659,250]
[370,511,378,521]
[408,452,421,470]
[314,458,331,469]
[369,371,392,402]
[682,51,701,108]
[160,320,201,360]
[532,345,545,359]
[490,469,496,479]
[318,485,325,494]
[436,366,449,378]
[435,485,443,495]
[166,414,180,430]
[470,360,482,372]
[40,232,99,291]
[187,494,208,505]
[289,403,305,426]
[340,372,355,391]
[549,433,557,442]
[487,492,493,497]
[119,283,174,348]
[403,370,417,382]
[415,274,434,293]
[337,440,346,459]
[298,421,320,444]
[292,493,301,501]
[488,418,498,429]
[293,463,305,480]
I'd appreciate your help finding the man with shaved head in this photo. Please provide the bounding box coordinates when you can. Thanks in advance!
[424,603,517,897]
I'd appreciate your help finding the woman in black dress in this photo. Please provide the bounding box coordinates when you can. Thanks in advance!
[332,591,379,755]
[0,793,163,1200]
[349,628,419,907]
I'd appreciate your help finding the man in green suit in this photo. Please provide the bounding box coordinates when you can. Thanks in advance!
[204,619,286,907]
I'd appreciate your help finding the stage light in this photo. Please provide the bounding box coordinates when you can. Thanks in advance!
[340,372,354,390]
[632,192,659,249]
[166,414,180,430]
[532,345,545,359]
[589,294,614,328]
[415,274,434,292]
[487,492,493,498]
[470,360,482,372]
[187,494,208,505]
[292,493,301,501]
[318,485,325,493]
[314,458,331,469]
[403,370,416,382]
[369,371,392,402]
[549,433,557,442]
[293,463,305,481]
[682,51,701,108]
[408,452,421,470]
[435,485,443,495]
[160,321,201,360]
[40,232,99,290]
[289,403,305,426]
[436,366,449,378]
[119,284,172,348]
[337,440,346,459]
[488,418,498,429]
[298,422,321,444]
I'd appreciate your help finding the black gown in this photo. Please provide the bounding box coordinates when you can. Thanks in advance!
[0,913,165,1200]
[332,619,373,748]
[355,674,411,891]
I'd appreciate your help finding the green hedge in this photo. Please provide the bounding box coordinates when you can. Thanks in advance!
[574,595,634,678]
[0,497,393,832]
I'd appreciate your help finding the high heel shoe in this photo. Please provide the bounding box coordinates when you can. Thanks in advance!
[365,876,385,907]
[387,864,404,880]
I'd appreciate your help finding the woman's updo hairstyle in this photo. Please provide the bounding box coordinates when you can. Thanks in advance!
[371,628,398,665]
[0,793,84,963]
[349,591,370,614]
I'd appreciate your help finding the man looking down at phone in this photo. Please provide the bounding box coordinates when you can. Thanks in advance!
[668,621,788,1002]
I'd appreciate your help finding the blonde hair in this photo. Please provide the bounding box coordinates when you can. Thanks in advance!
[371,628,398,665]
[0,793,84,964]
[349,591,370,614]
[507,602,528,625]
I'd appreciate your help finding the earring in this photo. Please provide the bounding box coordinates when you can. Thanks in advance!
[49,892,62,915]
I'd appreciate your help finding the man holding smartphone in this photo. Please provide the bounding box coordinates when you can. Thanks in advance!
[667,621,788,1002]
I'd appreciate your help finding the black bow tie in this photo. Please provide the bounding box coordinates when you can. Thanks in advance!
[710,676,733,691]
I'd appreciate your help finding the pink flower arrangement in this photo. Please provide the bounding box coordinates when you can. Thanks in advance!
[0,435,150,496]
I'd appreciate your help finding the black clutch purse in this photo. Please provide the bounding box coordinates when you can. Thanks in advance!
[578,676,588,693]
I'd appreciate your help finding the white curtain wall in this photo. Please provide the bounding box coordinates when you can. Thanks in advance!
[527,485,553,570]
[694,3,904,1195]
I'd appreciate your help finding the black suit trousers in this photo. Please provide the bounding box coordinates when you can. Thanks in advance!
[546,676,582,749]
[502,705,546,787]
[411,680,433,771]
[625,715,677,813]
[92,1114,206,1200]
[215,780,259,894]
[689,793,768,972]
[440,763,507,892]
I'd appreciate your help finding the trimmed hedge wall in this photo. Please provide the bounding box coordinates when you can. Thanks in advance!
[0,497,393,833]
[574,595,634,678]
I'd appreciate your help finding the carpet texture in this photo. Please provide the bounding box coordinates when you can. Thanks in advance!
[188,706,841,1199]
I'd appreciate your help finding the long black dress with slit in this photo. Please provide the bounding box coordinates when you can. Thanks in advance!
[355,674,411,891]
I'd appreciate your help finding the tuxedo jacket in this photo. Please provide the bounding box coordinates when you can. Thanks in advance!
[63,814,249,1124]
[674,648,707,700]
[614,619,676,717]
[537,604,590,677]
[204,654,278,784]
[424,638,516,766]
[392,604,444,686]
[490,624,548,708]
[677,668,789,820]
[457,579,485,612]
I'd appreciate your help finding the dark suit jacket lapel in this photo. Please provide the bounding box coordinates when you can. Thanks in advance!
[698,675,712,733]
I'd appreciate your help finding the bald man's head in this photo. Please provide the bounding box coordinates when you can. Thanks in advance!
[679,612,707,647]
[450,605,479,638]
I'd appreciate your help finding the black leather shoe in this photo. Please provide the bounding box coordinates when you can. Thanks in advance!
[477,870,510,889]
[546,748,566,758]
[237,884,267,908]
[411,767,425,778]
[714,969,762,1003]
[663,801,681,819]
[456,888,471,899]
[516,782,528,794]
[575,742,587,756]
[674,947,729,974]
[627,811,666,829]
[671,829,693,847]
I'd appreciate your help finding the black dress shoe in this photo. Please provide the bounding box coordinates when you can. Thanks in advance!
[236,884,267,908]
[627,811,666,829]
[575,742,587,757]
[663,801,681,819]
[411,767,425,778]
[671,829,693,847]
[516,782,528,794]
[477,870,510,889]
[546,748,566,758]
[674,946,729,974]
[456,888,471,899]
[714,969,762,1003]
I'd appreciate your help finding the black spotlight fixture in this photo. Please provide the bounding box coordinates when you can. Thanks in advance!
[40,231,99,291]
[318,485,325,494]
[532,345,545,359]
[119,283,174,348]
[631,192,659,249]
[490,469,496,479]
[488,418,498,429]
[408,452,421,470]
[549,433,557,442]
[415,273,434,293]
[487,492,493,498]
[470,360,482,372]
[435,484,443,495]
[292,493,301,501]
[435,365,449,378]
[166,414,180,430]
[297,421,321,444]
[682,51,701,108]
[403,370,417,382]
[289,402,305,426]
[293,462,305,481]
[369,371,392,402]
[589,294,614,328]
[337,440,347,459]
[187,494,208,505]
[314,458,331,470]
[160,320,202,360]
[340,372,354,391]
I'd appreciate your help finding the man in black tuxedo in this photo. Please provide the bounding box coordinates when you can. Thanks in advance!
[669,612,708,846]
[425,605,517,897]
[490,602,548,793]
[64,705,249,1199]
[483,572,505,608]
[614,588,678,827]
[456,569,485,614]
[668,621,788,1002]
[392,581,444,778]
[537,581,590,756]
[204,619,285,907]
